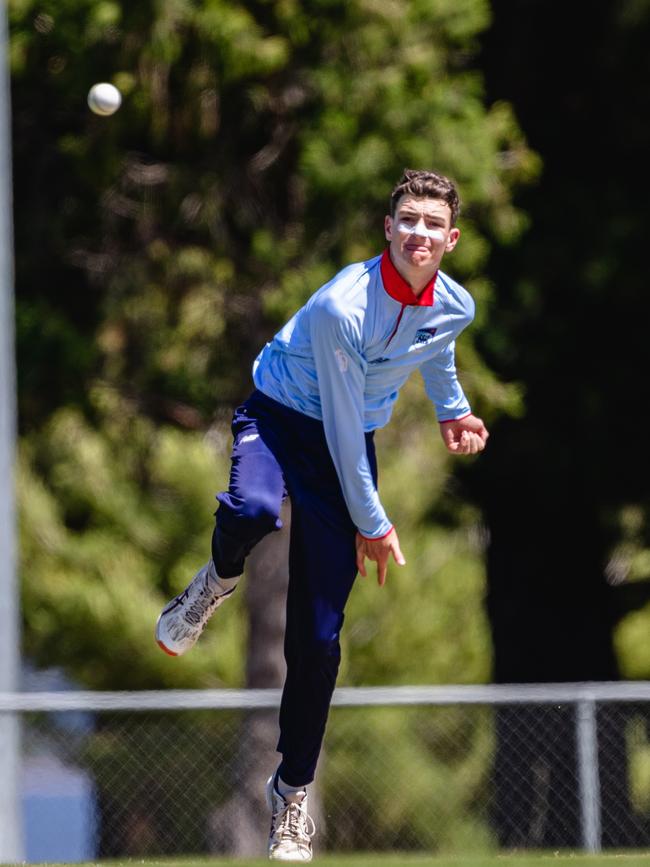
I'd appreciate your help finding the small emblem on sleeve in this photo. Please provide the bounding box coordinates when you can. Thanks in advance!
[334,348,349,372]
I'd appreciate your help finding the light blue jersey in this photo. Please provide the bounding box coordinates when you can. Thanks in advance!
[253,251,475,539]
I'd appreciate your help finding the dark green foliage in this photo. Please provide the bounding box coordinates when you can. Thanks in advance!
[477,0,650,683]
[11,1,539,853]
[11,0,534,429]
[11,0,534,689]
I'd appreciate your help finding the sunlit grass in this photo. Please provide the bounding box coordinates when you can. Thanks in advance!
[41,851,650,867]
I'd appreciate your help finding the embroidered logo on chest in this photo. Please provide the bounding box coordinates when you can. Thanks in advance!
[412,327,438,348]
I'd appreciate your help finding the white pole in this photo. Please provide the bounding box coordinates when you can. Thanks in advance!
[576,698,601,853]
[0,1,23,861]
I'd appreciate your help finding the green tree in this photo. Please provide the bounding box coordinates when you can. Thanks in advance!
[11,0,535,430]
[11,0,536,854]
[473,0,650,847]
[11,0,535,685]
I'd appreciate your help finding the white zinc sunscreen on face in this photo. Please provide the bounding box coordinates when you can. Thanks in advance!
[395,221,445,240]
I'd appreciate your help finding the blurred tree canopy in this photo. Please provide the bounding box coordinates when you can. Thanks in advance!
[467,3,650,845]
[10,0,538,691]
[12,0,650,853]
[476,0,650,685]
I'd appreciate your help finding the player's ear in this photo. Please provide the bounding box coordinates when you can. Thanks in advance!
[384,214,393,241]
[446,227,460,252]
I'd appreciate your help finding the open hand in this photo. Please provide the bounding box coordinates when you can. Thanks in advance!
[355,528,406,586]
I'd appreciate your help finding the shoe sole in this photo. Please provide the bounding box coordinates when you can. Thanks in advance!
[156,638,178,657]
[155,615,180,657]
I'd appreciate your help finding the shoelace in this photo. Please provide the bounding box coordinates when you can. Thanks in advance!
[181,576,221,626]
[273,800,316,848]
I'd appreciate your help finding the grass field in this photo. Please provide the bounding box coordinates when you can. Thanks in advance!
[50,853,650,867]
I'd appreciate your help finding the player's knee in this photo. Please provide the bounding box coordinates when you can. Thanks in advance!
[239,493,281,531]
[311,633,342,663]
[284,632,342,685]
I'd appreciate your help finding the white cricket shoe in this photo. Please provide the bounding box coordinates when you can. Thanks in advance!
[266,775,315,862]
[155,560,236,657]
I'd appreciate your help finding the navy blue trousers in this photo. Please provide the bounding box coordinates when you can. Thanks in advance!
[211,390,377,786]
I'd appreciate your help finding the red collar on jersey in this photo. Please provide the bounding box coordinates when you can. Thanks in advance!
[380,249,437,307]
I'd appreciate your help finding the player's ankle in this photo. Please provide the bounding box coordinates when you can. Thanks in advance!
[215,573,240,593]
[207,560,240,594]
[274,771,308,800]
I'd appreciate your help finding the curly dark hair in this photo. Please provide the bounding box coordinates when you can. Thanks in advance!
[390,169,460,225]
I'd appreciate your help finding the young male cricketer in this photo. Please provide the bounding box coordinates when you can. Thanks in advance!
[156,169,489,862]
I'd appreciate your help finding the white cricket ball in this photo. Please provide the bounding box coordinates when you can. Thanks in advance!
[87,82,122,116]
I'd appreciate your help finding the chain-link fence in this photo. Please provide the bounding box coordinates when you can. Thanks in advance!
[2,683,650,861]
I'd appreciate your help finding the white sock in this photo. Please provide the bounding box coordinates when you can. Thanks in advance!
[215,574,240,593]
[275,773,307,800]
[207,560,240,594]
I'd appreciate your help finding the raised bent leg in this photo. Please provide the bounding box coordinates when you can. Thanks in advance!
[212,398,288,579]
[156,395,287,657]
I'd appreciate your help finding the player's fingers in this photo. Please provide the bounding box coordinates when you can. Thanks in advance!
[468,432,483,454]
[445,427,462,452]
[356,547,367,578]
[475,418,489,441]
[377,557,388,587]
[390,538,406,566]
[440,429,452,447]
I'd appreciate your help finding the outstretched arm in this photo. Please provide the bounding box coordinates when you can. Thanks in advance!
[309,300,393,539]
[310,300,408,584]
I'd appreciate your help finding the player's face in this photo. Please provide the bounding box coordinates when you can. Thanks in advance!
[384,196,460,278]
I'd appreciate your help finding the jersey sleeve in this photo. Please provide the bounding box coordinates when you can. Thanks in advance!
[420,339,472,422]
[309,300,393,539]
